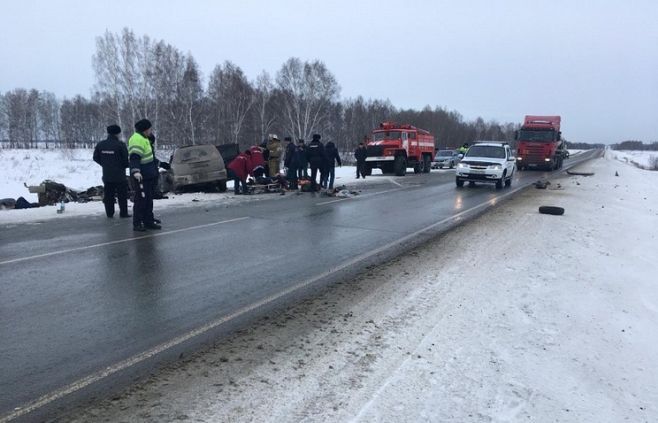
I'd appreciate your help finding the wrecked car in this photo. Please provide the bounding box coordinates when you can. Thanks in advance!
[161,145,228,193]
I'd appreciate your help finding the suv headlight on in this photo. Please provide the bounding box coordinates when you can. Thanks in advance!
[457,163,468,169]
[487,164,502,170]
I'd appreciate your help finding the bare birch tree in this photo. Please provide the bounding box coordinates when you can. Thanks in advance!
[37,91,60,147]
[275,58,340,141]
[253,70,276,143]
[93,30,124,129]
[180,56,203,145]
[207,61,254,147]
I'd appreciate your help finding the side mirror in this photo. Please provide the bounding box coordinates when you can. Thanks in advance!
[514,130,519,140]
[508,156,516,161]
[557,131,562,141]
[458,154,464,159]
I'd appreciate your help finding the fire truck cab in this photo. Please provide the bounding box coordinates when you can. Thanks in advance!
[365,122,436,176]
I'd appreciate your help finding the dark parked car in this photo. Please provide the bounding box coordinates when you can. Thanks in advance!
[431,150,460,169]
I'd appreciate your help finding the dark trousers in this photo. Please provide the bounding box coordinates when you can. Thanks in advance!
[310,164,321,189]
[356,161,367,178]
[133,177,155,227]
[287,166,298,189]
[297,164,308,179]
[234,178,248,194]
[327,166,336,189]
[103,181,128,217]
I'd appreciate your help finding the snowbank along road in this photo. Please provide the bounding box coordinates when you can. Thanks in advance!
[60,150,657,423]
[3,151,640,422]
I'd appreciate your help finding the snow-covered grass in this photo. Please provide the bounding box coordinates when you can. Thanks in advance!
[59,149,658,422]
[0,148,393,224]
[607,149,658,170]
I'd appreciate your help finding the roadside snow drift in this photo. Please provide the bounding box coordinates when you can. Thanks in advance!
[59,150,658,422]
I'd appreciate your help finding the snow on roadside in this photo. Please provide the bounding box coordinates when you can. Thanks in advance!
[0,148,390,224]
[607,149,658,170]
[63,151,658,422]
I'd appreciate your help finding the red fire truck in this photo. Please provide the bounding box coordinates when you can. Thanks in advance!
[515,115,568,170]
[365,122,436,176]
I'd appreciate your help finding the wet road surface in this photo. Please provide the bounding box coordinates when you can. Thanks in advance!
[0,151,599,420]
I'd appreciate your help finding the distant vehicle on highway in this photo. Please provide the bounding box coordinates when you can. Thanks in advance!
[431,150,460,169]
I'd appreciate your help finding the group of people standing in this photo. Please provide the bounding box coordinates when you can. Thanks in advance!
[95,123,373,225]
[284,134,342,191]
[93,119,162,232]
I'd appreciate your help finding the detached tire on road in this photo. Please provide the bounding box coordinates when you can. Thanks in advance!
[539,206,565,216]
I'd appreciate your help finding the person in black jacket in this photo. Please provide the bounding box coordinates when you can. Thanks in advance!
[93,125,130,218]
[283,137,299,190]
[305,134,326,191]
[354,140,368,179]
[324,141,342,190]
[297,139,308,179]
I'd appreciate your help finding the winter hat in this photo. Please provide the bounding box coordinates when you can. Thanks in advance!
[106,125,121,135]
[134,119,152,132]
[312,134,321,141]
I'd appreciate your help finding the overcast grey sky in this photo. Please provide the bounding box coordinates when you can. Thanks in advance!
[2,0,657,143]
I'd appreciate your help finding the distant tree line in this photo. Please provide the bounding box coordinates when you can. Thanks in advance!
[567,141,606,150]
[0,28,523,151]
[610,140,658,151]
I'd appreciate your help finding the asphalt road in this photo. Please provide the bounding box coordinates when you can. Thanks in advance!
[0,151,600,421]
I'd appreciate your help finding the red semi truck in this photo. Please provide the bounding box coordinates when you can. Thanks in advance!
[365,122,435,176]
[515,115,568,170]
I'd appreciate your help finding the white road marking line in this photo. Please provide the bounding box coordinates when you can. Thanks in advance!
[387,177,403,187]
[1,187,527,422]
[0,217,250,266]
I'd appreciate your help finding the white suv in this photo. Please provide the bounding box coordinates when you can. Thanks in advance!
[455,142,516,189]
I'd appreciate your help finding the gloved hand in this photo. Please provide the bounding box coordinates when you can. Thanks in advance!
[133,172,143,182]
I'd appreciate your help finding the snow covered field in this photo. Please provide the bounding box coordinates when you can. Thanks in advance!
[607,149,658,170]
[0,148,396,224]
[52,150,658,422]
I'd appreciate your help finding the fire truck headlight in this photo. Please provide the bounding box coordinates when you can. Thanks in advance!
[544,158,551,162]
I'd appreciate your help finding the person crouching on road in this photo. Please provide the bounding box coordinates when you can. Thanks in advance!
[128,119,160,232]
[227,149,252,195]
[93,125,130,218]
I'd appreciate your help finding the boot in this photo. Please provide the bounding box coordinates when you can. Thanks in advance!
[104,201,115,218]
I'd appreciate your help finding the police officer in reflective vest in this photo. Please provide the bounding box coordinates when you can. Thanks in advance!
[128,119,161,231]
